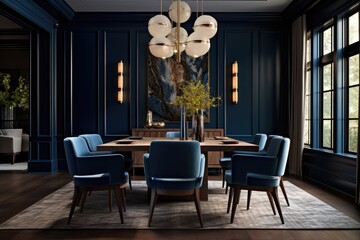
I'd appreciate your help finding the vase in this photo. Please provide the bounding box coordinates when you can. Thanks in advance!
[1,106,14,129]
[180,106,188,140]
[145,110,153,128]
[192,110,204,142]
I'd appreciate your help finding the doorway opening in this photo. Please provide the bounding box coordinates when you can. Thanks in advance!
[0,14,30,170]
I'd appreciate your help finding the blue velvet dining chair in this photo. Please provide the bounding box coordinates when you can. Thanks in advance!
[165,131,180,138]
[221,134,290,206]
[79,134,133,190]
[78,134,111,153]
[63,137,128,224]
[143,140,205,227]
[225,136,290,224]
[219,133,267,190]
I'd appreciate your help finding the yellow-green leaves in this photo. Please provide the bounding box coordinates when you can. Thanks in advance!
[171,79,221,114]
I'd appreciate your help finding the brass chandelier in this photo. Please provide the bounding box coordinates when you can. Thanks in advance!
[148,0,217,62]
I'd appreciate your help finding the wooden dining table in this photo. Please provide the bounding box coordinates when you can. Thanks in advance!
[97,137,259,201]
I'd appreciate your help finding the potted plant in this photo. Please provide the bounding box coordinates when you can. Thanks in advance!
[172,79,221,141]
[12,75,29,110]
[0,72,29,128]
[0,72,13,108]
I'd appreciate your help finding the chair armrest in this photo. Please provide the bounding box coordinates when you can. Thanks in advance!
[196,153,206,186]
[88,151,113,156]
[0,136,14,148]
[152,177,198,182]
[76,154,126,184]
[231,154,278,184]
[21,133,29,152]
[0,136,21,153]
[199,154,205,178]
[233,151,266,156]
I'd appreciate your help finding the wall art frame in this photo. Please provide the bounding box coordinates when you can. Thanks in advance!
[147,52,210,122]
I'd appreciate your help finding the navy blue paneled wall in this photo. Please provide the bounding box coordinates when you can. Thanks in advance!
[0,0,290,172]
[67,13,289,144]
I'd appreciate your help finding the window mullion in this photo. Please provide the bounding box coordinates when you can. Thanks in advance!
[335,16,344,153]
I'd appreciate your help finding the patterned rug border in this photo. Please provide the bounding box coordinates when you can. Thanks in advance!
[1,180,360,230]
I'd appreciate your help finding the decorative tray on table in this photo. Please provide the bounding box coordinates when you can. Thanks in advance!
[128,136,144,140]
[116,140,135,144]
[214,136,228,140]
[221,140,239,144]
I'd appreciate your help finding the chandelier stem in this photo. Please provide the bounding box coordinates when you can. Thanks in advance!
[196,0,199,18]
[202,0,204,15]
[160,0,162,14]
[176,0,181,62]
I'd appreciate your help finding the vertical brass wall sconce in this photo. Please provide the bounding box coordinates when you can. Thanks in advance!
[117,61,123,103]
[232,61,238,104]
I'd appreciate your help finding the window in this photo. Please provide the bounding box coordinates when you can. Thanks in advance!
[321,63,334,149]
[347,54,359,152]
[348,12,359,45]
[305,5,360,155]
[304,35,312,146]
[345,11,360,153]
[344,12,360,153]
[320,25,334,150]
[323,27,333,55]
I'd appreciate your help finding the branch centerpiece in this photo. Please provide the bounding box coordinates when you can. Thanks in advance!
[171,79,221,141]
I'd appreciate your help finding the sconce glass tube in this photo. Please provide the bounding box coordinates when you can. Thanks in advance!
[232,61,238,104]
[118,61,124,103]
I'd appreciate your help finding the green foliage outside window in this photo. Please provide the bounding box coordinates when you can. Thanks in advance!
[348,54,359,152]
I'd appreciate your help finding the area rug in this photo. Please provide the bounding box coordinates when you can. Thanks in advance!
[0,162,27,171]
[1,180,360,229]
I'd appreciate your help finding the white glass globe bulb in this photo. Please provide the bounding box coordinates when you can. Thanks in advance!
[193,15,218,39]
[167,27,188,53]
[148,14,172,37]
[168,1,191,23]
[186,32,210,58]
[149,37,174,58]
[185,46,197,57]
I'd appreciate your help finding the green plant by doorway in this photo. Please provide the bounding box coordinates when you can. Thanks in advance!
[0,72,29,110]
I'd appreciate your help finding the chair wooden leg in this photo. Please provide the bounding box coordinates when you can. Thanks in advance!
[267,191,276,215]
[120,187,126,212]
[76,192,83,206]
[108,190,112,212]
[246,190,252,210]
[227,186,233,214]
[280,177,290,206]
[79,190,88,213]
[114,186,124,224]
[68,186,79,224]
[222,169,225,188]
[148,188,158,227]
[230,187,241,223]
[128,174,132,190]
[11,154,16,164]
[193,188,204,227]
[271,187,285,224]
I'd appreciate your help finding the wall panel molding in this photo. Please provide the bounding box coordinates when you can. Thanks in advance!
[104,30,131,136]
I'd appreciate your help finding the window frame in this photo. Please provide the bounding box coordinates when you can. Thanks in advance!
[343,9,360,154]
[306,4,360,156]
[304,32,312,146]
[319,23,336,150]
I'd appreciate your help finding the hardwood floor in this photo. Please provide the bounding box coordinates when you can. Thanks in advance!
[0,169,359,240]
